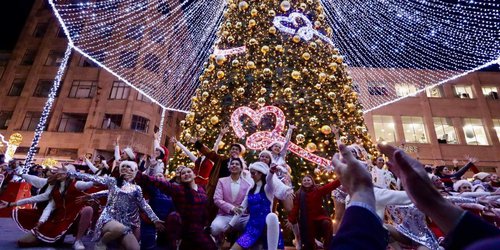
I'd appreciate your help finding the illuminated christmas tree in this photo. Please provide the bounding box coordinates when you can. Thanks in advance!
[171,0,377,184]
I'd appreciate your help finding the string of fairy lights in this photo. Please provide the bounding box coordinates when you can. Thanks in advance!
[23,45,72,169]
[47,0,499,113]
[321,0,499,111]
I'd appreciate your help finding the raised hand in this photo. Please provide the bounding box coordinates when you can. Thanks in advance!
[170,137,178,144]
[289,124,297,130]
[464,155,478,164]
[378,143,464,234]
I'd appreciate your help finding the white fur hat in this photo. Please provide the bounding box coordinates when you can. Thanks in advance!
[453,180,471,192]
[259,150,273,159]
[269,141,283,149]
[249,161,269,175]
[122,147,135,160]
[120,160,138,172]
[473,172,491,181]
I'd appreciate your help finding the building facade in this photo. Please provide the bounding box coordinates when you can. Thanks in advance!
[0,0,183,164]
[361,69,500,174]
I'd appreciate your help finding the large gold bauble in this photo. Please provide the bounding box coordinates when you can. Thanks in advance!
[211,99,218,105]
[186,112,195,122]
[207,64,215,71]
[318,14,325,21]
[210,116,220,125]
[249,19,256,27]
[237,87,245,96]
[302,52,311,60]
[319,72,327,82]
[202,80,209,86]
[309,42,317,49]
[215,55,226,65]
[306,142,317,152]
[232,59,240,67]
[292,35,301,43]
[329,75,337,81]
[222,31,229,37]
[184,133,192,141]
[225,22,232,28]
[275,45,284,52]
[309,117,319,125]
[261,45,270,54]
[299,3,307,10]
[296,134,306,144]
[329,62,338,70]
[298,98,305,104]
[257,98,266,106]
[307,0,314,4]
[238,1,249,10]
[346,76,353,83]
[246,61,256,69]
[180,120,186,126]
[235,22,242,29]
[314,99,322,105]
[347,103,356,111]
[202,91,209,99]
[328,92,336,99]
[249,38,258,45]
[259,87,267,94]
[321,125,332,135]
[284,87,293,95]
[199,128,207,136]
[195,124,201,130]
[336,56,344,63]
[302,68,309,75]
[263,68,272,76]
[227,36,235,43]
[250,8,258,16]
[268,10,276,16]
[314,21,321,28]
[314,84,322,90]
[291,70,301,80]
[217,71,225,79]
[220,85,228,91]
[191,96,198,102]
[280,1,291,11]
[269,26,277,34]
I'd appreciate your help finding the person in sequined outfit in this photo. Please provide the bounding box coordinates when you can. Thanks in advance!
[66,161,164,250]
[230,161,285,250]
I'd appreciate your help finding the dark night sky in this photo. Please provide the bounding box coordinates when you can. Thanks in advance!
[0,0,35,50]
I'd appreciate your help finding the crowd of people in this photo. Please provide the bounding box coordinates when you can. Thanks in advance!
[0,126,499,250]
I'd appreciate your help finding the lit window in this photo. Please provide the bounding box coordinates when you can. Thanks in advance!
[433,117,458,144]
[454,85,474,99]
[58,113,87,133]
[402,116,428,143]
[462,118,489,145]
[0,111,13,130]
[395,83,417,97]
[482,86,499,100]
[493,119,500,143]
[45,50,65,66]
[68,81,97,98]
[368,82,388,96]
[137,93,153,103]
[131,115,149,133]
[102,114,122,129]
[426,85,443,98]
[372,115,396,143]
[109,81,130,100]
[8,79,25,96]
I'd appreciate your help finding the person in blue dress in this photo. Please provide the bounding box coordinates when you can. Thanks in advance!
[229,161,285,250]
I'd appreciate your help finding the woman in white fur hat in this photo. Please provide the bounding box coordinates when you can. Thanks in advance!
[64,161,164,250]
[230,161,285,250]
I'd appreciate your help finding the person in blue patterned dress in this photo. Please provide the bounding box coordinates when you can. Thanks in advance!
[65,161,164,250]
[230,161,285,250]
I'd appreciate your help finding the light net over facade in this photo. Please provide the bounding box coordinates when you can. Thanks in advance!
[50,0,499,112]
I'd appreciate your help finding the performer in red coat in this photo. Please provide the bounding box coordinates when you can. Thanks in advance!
[287,175,341,250]
[0,165,95,250]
